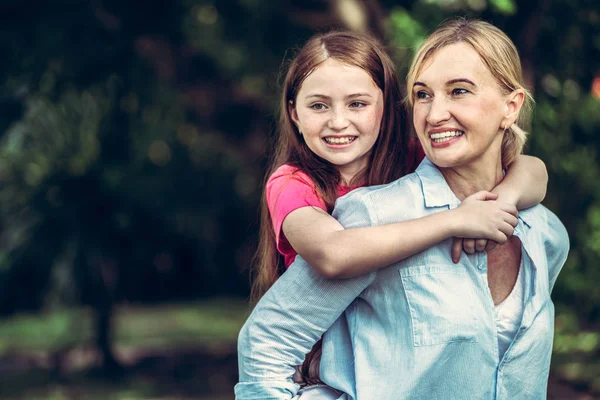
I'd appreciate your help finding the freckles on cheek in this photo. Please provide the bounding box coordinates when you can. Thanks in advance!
[369,106,384,132]
[297,112,320,132]
[373,111,384,131]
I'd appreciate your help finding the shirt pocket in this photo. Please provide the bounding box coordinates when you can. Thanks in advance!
[399,264,478,347]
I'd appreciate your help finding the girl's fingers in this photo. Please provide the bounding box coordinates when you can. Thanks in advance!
[499,222,515,239]
[485,241,497,252]
[468,190,499,202]
[504,214,518,227]
[451,237,463,263]
[499,203,519,218]
[475,239,487,252]
[463,239,476,254]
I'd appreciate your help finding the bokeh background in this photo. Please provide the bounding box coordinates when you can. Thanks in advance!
[0,0,598,399]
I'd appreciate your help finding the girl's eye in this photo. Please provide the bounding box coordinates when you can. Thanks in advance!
[310,103,327,110]
[415,91,431,100]
[452,88,469,96]
[349,101,366,108]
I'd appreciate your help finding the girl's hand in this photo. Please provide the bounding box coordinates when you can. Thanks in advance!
[452,238,498,263]
[449,191,518,263]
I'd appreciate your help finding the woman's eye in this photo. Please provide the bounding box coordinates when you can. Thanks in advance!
[310,103,327,110]
[452,88,469,96]
[415,91,430,99]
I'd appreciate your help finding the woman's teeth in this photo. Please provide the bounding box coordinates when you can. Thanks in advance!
[324,136,356,145]
[430,130,464,143]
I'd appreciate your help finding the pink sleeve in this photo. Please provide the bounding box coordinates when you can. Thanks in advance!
[266,165,327,247]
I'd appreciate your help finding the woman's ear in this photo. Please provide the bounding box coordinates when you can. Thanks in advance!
[502,89,525,128]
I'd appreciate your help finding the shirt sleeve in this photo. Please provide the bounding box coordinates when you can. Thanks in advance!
[235,191,377,400]
[266,166,327,249]
[544,208,570,292]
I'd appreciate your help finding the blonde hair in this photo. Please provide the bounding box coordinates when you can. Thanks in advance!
[406,18,534,167]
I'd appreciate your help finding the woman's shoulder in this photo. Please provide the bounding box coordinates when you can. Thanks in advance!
[520,205,569,253]
[333,172,423,218]
[342,172,422,202]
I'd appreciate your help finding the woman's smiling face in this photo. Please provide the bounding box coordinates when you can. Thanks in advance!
[411,42,509,171]
[290,58,384,183]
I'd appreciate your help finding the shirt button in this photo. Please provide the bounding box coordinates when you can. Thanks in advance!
[478,263,485,270]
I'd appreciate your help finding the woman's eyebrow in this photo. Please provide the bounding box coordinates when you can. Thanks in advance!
[413,79,477,88]
[447,78,477,86]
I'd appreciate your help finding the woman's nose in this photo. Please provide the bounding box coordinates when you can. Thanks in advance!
[426,97,451,126]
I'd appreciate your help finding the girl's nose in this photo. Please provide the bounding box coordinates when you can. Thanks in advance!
[328,110,351,131]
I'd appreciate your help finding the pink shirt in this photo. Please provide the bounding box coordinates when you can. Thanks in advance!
[266,140,425,267]
[266,165,358,267]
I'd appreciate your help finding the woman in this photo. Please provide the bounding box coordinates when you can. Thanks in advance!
[236,19,569,399]
[252,29,547,396]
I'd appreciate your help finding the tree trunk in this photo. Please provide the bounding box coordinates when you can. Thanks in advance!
[94,258,122,376]
[514,0,551,94]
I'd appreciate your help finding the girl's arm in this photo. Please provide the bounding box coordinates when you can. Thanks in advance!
[283,190,517,279]
[452,155,548,258]
[493,155,547,208]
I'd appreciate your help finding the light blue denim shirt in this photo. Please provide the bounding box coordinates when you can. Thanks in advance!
[236,158,569,400]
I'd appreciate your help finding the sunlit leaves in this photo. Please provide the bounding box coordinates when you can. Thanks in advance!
[388,8,426,50]
[490,0,516,15]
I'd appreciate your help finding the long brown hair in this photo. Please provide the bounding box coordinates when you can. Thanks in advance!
[251,30,412,303]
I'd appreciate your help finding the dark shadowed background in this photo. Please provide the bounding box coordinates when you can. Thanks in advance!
[0,0,599,399]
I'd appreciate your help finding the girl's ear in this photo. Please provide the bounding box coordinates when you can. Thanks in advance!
[289,100,301,131]
[502,89,525,129]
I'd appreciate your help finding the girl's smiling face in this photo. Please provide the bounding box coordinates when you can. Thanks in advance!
[290,58,384,184]
[411,42,512,172]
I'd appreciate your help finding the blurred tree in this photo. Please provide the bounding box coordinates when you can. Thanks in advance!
[0,0,598,389]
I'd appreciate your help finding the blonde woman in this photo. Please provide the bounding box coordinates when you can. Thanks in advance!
[236,19,569,400]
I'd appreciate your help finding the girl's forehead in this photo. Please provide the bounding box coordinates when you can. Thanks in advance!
[298,58,381,96]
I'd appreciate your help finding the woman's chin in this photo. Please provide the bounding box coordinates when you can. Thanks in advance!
[425,152,464,169]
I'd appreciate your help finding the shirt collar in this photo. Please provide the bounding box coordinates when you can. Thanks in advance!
[415,157,533,229]
[516,208,533,229]
[415,157,461,209]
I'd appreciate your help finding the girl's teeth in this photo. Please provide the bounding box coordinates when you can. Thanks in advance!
[430,130,464,143]
[325,137,356,144]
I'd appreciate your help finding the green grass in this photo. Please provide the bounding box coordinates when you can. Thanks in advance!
[0,298,250,354]
[1,299,599,398]
[0,298,250,400]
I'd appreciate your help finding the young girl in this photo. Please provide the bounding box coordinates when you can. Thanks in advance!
[250,30,547,394]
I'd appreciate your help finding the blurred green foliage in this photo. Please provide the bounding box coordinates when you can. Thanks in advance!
[0,299,247,400]
[0,0,598,394]
[0,298,247,354]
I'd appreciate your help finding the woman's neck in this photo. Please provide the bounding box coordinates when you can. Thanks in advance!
[439,160,504,201]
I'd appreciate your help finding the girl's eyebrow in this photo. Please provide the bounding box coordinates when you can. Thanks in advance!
[305,93,374,100]
[347,93,373,99]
